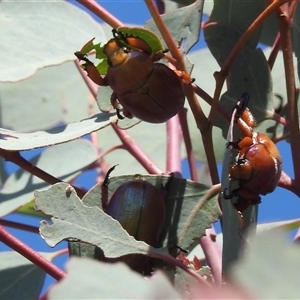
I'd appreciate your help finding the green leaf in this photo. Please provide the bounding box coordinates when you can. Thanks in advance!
[0,139,98,217]
[0,251,47,300]
[0,113,115,151]
[145,0,204,54]
[48,258,182,299]
[0,0,106,82]
[116,27,164,55]
[34,182,152,257]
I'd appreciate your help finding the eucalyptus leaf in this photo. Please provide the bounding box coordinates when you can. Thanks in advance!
[0,61,100,132]
[230,229,300,299]
[0,251,48,300]
[145,0,203,54]
[204,0,270,128]
[48,258,182,300]
[0,113,116,151]
[34,183,152,258]
[0,139,98,217]
[207,0,265,49]
[292,5,300,84]
[116,27,164,55]
[0,0,106,82]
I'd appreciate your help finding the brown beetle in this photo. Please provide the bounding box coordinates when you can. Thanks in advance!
[223,94,282,211]
[101,166,167,247]
[105,179,165,247]
[75,29,193,123]
[100,167,170,274]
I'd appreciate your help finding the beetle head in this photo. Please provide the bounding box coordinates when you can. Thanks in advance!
[104,40,128,67]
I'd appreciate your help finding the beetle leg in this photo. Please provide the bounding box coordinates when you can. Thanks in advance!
[223,188,239,199]
[152,49,169,61]
[226,140,240,149]
[74,52,107,86]
[236,109,255,138]
[110,93,125,119]
[173,70,195,84]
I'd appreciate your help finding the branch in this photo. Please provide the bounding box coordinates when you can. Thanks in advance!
[278,9,300,181]
[0,225,66,281]
[0,149,85,198]
[76,0,124,28]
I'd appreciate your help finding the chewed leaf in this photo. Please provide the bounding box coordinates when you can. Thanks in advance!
[116,27,164,55]
[34,183,151,258]
[76,39,109,75]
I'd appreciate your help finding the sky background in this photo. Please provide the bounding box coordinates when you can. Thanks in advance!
[1,0,300,296]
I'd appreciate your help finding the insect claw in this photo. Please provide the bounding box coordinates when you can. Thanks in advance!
[223,188,238,199]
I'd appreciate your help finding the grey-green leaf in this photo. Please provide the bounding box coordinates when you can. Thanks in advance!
[0,251,47,300]
[48,257,182,300]
[34,183,151,257]
[0,1,105,82]
[0,139,98,217]
[145,0,203,54]
[0,113,115,151]
[230,229,300,299]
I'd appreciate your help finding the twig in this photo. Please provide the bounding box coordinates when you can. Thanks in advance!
[166,114,182,174]
[208,0,290,126]
[278,8,300,181]
[178,109,198,182]
[0,225,66,281]
[199,228,222,286]
[0,149,85,198]
[76,0,124,28]
[0,219,39,234]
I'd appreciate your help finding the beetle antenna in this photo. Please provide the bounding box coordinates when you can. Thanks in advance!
[103,165,118,187]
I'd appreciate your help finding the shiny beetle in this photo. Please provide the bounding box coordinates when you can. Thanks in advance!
[75,29,192,123]
[223,94,282,211]
[101,167,168,247]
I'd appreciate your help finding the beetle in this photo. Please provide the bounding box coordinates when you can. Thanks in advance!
[101,166,170,247]
[223,94,282,211]
[75,28,193,123]
[100,166,172,274]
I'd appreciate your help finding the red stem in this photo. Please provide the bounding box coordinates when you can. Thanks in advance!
[76,0,124,28]
[178,109,198,181]
[0,149,85,198]
[166,114,182,174]
[199,228,222,286]
[0,225,66,281]
[0,219,39,234]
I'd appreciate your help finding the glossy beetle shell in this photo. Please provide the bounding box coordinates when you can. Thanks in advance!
[229,132,282,198]
[105,179,165,247]
[224,95,282,210]
[106,51,185,123]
